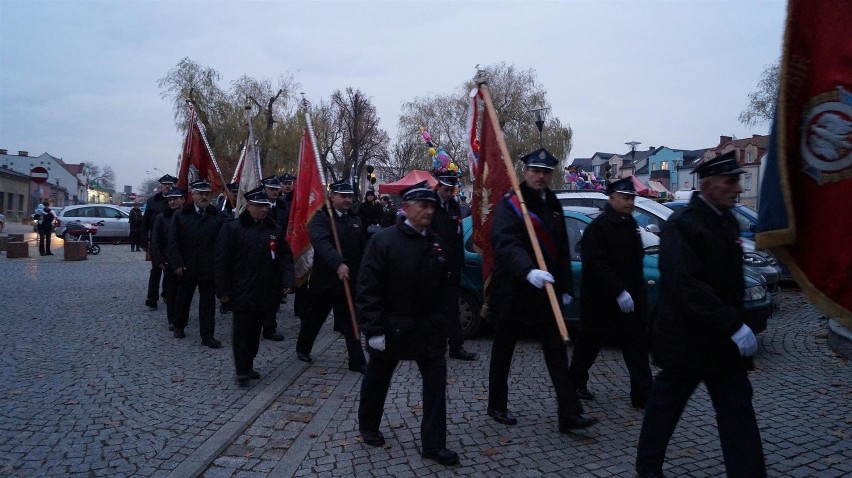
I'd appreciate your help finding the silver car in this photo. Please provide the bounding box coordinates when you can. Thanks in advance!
[55,204,130,242]
[0,213,5,233]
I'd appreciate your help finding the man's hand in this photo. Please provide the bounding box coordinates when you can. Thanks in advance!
[731,324,757,357]
[525,269,555,289]
[561,294,573,306]
[616,290,635,313]
[336,264,350,282]
[368,335,386,351]
[282,288,291,296]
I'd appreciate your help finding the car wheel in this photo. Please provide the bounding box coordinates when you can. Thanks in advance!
[458,290,483,339]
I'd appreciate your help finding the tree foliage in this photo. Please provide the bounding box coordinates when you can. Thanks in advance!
[82,162,116,190]
[739,60,780,127]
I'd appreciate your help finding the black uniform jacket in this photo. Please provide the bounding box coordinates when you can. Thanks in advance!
[356,222,451,361]
[168,203,226,281]
[150,208,177,272]
[143,192,168,241]
[129,208,143,233]
[269,195,291,231]
[653,193,749,374]
[358,200,383,227]
[214,211,295,311]
[488,182,573,324]
[430,192,464,284]
[308,206,364,296]
[580,202,647,337]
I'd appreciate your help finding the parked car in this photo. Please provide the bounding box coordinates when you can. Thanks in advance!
[665,199,760,239]
[458,209,772,338]
[0,213,5,233]
[55,204,130,243]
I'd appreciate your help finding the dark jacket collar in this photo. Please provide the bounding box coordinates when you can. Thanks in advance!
[238,209,276,227]
[182,203,218,216]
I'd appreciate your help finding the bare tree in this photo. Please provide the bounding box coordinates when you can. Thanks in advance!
[380,131,425,181]
[139,177,161,196]
[739,60,780,127]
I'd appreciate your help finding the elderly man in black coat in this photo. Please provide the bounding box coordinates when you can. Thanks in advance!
[568,176,652,409]
[169,180,227,348]
[356,181,458,466]
[635,151,765,478]
[295,180,366,372]
[215,186,294,386]
[150,187,185,331]
[486,148,598,433]
[142,174,176,309]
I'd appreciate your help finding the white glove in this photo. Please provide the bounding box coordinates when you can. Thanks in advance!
[368,335,386,351]
[731,324,757,357]
[616,290,634,313]
[526,269,555,289]
[562,294,573,306]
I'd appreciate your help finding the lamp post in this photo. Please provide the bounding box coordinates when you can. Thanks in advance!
[528,107,550,148]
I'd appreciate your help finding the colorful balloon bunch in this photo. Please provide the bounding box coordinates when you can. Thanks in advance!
[421,127,460,175]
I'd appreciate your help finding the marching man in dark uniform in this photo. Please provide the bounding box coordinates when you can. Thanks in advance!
[295,180,366,372]
[150,187,185,331]
[356,181,459,466]
[258,175,288,341]
[169,180,226,348]
[568,176,652,408]
[143,174,176,309]
[431,172,476,361]
[277,173,296,231]
[215,186,294,386]
[635,151,765,478]
[487,148,598,432]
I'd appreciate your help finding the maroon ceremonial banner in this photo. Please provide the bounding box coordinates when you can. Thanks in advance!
[286,128,325,286]
[177,105,225,201]
[756,0,852,317]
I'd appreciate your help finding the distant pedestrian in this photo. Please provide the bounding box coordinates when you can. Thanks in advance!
[128,202,143,252]
[458,196,471,219]
[356,181,459,466]
[150,188,185,331]
[295,180,366,372]
[358,189,383,240]
[215,186,294,387]
[635,151,765,478]
[378,195,395,228]
[486,148,598,432]
[568,176,652,409]
[168,180,226,348]
[142,174,176,309]
[33,201,57,256]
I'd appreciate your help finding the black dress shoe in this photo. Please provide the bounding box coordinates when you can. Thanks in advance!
[449,348,477,361]
[349,364,366,374]
[361,430,385,447]
[637,470,666,478]
[575,387,596,401]
[235,374,251,387]
[422,448,459,466]
[168,323,175,331]
[297,352,313,363]
[248,369,261,379]
[173,329,186,339]
[145,299,158,310]
[45,252,54,255]
[263,332,284,341]
[632,398,648,410]
[487,408,518,426]
[559,414,599,432]
[201,337,223,349]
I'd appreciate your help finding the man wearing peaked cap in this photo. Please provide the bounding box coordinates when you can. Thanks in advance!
[430,172,477,361]
[356,179,459,466]
[259,175,289,341]
[487,147,598,432]
[635,150,765,477]
[296,177,366,371]
[142,173,177,309]
[215,185,294,386]
[169,177,227,348]
[150,187,186,332]
[277,173,296,230]
[569,174,652,410]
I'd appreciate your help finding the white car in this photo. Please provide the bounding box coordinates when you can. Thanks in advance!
[55,204,130,242]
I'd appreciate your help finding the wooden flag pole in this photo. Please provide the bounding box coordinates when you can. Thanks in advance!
[302,96,363,345]
[475,76,570,343]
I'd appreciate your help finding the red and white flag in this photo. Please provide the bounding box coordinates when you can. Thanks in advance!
[286,128,325,286]
[469,88,512,289]
[177,105,225,201]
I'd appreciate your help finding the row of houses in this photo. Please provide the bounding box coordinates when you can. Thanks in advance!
[0,149,116,222]
[570,134,770,208]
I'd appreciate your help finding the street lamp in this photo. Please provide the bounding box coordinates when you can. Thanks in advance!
[528,107,550,148]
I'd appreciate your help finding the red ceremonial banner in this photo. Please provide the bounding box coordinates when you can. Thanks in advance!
[177,106,224,202]
[287,128,325,286]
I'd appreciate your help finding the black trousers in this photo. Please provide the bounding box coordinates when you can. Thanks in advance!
[292,283,309,318]
[296,291,365,369]
[147,263,163,303]
[359,354,447,452]
[37,230,52,255]
[162,273,178,325]
[568,325,652,405]
[262,305,279,336]
[232,310,265,375]
[129,230,142,251]
[636,368,766,477]
[488,319,583,423]
[174,277,216,339]
[444,284,465,351]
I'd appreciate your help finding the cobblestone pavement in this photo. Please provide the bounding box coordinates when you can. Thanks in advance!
[1,227,849,477]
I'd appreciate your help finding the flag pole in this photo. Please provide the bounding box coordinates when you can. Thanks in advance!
[185,99,234,206]
[475,73,570,343]
[301,95,364,346]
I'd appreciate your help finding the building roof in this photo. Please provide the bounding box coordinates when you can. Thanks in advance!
[569,157,594,170]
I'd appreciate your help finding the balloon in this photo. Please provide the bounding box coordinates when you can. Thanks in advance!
[429,147,436,156]
[448,163,458,172]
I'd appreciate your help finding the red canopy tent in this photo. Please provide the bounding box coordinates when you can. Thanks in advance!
[629,175,657,198]
[377,170,437,195]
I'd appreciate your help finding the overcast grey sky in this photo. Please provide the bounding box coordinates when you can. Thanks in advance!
[0,0,786,193]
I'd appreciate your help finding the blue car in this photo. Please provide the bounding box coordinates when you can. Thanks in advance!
[458,209,772,338]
